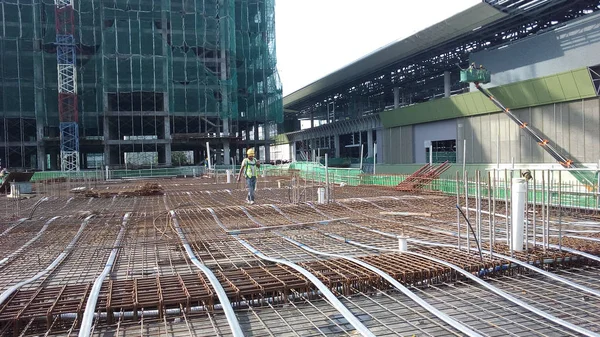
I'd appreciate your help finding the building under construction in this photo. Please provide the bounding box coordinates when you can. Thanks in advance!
[0,0,282,170]
[2,1,600,336]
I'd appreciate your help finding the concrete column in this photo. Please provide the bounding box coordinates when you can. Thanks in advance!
[444,71,451,98]
[223,142,230,165]
[164,116,172,166]
[394,87,400,109]
[334,134,340,158]
[291,141,297,162]
[36,125,45,170]
[367,130,374,158]
[103,117,111,167]
[253,125,260,159]
[263,124,270,163]
[32,3,47,170]
[376,129,384,164]
[193,149,201,164]
[49,150,58,170]
[222,118,231,165]
[81,152,87,169]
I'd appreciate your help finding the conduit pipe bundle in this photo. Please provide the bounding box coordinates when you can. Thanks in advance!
[168,210,244,337]
[207,207,376,337]
[239,205,480,337]
[0,215,94,307]
[79,213,131,337]
[317,215,600,337]
[0,216,59,266]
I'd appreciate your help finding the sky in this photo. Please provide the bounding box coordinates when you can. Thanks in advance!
[275,0,481,96]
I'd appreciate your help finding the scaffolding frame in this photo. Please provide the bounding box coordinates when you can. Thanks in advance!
[0,0,283,170]
[55,0,80,171]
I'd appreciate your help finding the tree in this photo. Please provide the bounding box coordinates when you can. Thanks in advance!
[171,151,189,166]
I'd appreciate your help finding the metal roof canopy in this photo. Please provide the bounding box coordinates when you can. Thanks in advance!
[283,3,507,109]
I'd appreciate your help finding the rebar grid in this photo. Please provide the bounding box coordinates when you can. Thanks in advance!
[486,273,600,331]
[412,281,584,336]
[0,217,85,292]
[0,176,599,336]
[554,266,600,291]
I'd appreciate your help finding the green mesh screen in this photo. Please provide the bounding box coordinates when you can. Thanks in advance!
[1,0,283,133]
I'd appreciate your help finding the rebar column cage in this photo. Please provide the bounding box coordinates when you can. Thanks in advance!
[55,0,79,171]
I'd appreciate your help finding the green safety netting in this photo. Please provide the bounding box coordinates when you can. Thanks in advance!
[1,0,283,128]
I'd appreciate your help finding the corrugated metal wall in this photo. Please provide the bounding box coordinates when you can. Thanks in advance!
[458,97,600,164]
[384,125,413,164]
[384,97,600,164]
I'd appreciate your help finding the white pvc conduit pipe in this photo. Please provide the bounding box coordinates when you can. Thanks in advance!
[169,210,244,337]
[235,238,376,337]
[268,204,485,336]
[336,232,600,337]
[252,204,481,337]
[27,196,49,219]
[0,218,28,237]
[324,230,600,337]
[281,235,483,337]
[309,203,600,323]
[207,208,375,337]
[0,216,60,266]
[79,213,131,337]
[431,239,600,299]
[0,215,94,307]
[335,200,600,266]
[324,203,600,299]
[405,250,600,337]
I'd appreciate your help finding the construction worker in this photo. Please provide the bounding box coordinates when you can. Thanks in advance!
[522,169,532,181]
[237,148,260,204]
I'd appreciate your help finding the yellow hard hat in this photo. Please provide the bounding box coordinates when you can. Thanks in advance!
[247,148,255,156]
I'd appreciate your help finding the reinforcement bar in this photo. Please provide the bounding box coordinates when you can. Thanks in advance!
[249,204,482,337]
[406,250,600,337]
[206,207,375,337]
[0,215,94,307]
[234,238,376,337]
[0,216,60,266]
[168,210,244,337]
[282,235,483,337]
[79,213,131,337]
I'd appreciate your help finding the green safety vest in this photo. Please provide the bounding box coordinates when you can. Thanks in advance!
[243,158,257,178]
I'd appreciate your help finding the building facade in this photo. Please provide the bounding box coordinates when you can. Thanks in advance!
[283,0,600,170]
[0,0,282,170]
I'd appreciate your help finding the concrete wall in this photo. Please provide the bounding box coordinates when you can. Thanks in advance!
[470,12,600,88]
[413,119,458,164]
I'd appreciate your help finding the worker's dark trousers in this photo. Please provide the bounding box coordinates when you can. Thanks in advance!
[246,176,256,202]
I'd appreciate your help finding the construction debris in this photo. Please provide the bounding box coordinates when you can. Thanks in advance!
[82,182,164,198]
[396,161,451,191]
